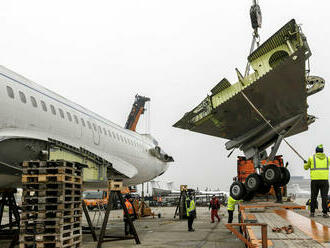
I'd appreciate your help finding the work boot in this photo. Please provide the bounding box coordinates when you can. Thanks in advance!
[188,228,195,232]
[275,200,283,204]
[309,212,315,218]
[322,213,329,218]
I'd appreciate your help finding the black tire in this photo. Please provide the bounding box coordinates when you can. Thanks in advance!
[245,173,261,192]
[278,167,291,186]
[243,191,255,201]
[262,164,281,184]
[230,181,246,200]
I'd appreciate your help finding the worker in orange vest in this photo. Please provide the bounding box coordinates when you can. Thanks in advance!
[124,194,137,236]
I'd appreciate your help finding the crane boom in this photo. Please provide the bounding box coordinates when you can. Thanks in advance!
[125,94,150,132]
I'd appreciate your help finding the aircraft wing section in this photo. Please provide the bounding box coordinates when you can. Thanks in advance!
[174,19,320,143]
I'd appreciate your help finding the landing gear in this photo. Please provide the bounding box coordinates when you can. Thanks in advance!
[230,155,291,201]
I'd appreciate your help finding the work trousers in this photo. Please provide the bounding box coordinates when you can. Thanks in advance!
[311,180,329,214]
[211,209,220,222]
[187,215,194,230]
[124,215,135,235]
[227,210,234,223]
[274,185,282,202]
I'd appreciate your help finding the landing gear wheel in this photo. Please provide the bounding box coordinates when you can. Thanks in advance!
[230,181,246,200]
[245,173,261,192]
[278,167,291,186]
[262,164,281,184]
[243,191,255,201]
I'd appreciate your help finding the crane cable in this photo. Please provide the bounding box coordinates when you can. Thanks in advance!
[239,0,306,162]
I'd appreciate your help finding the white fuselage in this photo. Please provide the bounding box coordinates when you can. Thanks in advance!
[0,65,169,187]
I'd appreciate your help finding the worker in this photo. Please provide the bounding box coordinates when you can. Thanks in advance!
[304,144,329,218]
[227,196,241,223]
[273,184,283,204]
[209,195,221,223]
[185,192,196,232]
[124,194,137,236]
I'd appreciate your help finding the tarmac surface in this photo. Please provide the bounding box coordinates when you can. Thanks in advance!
[82,206,245,248]
[1,199,329,247]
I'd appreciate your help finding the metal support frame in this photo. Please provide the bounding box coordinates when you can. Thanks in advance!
[173,190,187,219]
[0,189,20,248]
[82,200,97,242]
[97,190,140,247]
[225,223,268,248]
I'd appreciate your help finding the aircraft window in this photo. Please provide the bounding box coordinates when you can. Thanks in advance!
[87,121,92,129]
[59,108,65,119]
[74,115,79,124]
[19,91,27,103]
[30,96,38,107]
[103,128,107,135]
[98,126,102,134]
[81,118,86,127]
[67,112,72,122]
[6,86,14,99]
[93,123,97,131]
[41,101,47,111]
[50,105,56,115]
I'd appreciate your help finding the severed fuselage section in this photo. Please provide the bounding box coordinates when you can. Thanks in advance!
[174,19,324,160]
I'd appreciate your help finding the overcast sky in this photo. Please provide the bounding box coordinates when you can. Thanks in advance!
[1,0,329,191]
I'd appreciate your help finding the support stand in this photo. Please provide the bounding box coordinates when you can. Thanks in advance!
[97,187,140,247]
[82,200,97,241]
[174,186,187,219]
[0,189,20,248]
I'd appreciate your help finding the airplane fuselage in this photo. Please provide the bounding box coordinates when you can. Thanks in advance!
[0,65,169,188]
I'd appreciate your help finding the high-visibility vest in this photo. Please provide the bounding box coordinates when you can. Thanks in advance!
[308,154,329,180]
[227,196,241,211]
[124,200,134,215]
[185,199,195,216]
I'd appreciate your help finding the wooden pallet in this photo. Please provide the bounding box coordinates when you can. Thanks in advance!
[20,228,81,242]
[19,235,82,248]
[22,182,82,190]
[22,160,84,170]
[21,160,84,248]
[21,209,82,220]
[22,174,82,184]
[23,189,81,198]
[21,222,81,235]
[23,167,82,177]
[22,202,81,212]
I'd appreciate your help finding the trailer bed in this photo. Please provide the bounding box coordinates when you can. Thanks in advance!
[235,200,330,247]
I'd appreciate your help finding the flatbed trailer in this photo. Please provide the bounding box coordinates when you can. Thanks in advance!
[227,198,330,248]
